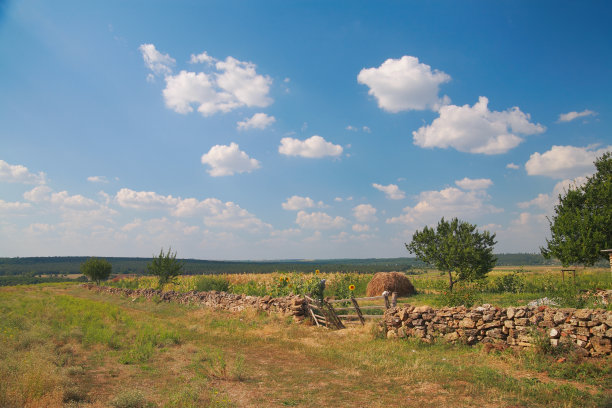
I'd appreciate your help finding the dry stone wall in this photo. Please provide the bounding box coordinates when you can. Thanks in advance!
[82,284,307,320]
[383,304,612,356]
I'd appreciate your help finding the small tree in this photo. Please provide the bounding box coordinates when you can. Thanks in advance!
[541,152,611,267]
[147,247,183,287]
[406,217,497,292]
[80,257,112,285]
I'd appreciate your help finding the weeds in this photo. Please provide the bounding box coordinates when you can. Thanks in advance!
[110,389,155,408]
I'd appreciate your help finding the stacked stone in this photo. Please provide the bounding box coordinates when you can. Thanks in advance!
[81,284,307,321]
[384,304,612,357]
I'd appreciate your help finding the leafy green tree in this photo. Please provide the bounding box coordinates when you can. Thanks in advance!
[80,257,112,284]
[541,152,611,267]
[406,217,497,291]
[147,247,184,287]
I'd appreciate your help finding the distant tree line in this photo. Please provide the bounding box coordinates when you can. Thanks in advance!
[0,253,596,278]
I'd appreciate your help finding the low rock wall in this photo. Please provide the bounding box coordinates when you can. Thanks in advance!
[383,304,612,356]
[82,284,307,321]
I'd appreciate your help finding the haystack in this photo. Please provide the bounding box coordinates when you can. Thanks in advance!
[366,272,416,297]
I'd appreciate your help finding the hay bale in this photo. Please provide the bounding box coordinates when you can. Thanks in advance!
[366,272,416,297]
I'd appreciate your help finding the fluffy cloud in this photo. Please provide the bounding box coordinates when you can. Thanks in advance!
[372,183,405,200]
[278,135,343,158]
[525,145,611,179]
[139,44,175,76]
[506,163,520,170]
[0,160,46,184]
[352,204,377,222]
[295,211,347,230]
[0,200,32,212]
[413,96,545,154]
[199,199,271,231]
[352,224,370,232]
[215,57,273,107]
[189,51,216,65]
[518,177,588,211]
[357,56,450,112]
[116,188,179,209]
[23,185,100,210]
[163,71,238,115]
[116,188,271,232]
[23,185,52,202]
[282,196,324,211]
[201,143,261,176]
[387,187,502,226]
[455,177,493,190]
[557,109,597,123]
[141,45,273,116]
[237,113,276,130]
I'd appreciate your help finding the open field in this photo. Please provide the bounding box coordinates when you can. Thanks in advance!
[1,283,610,408]
[104,266,612,309]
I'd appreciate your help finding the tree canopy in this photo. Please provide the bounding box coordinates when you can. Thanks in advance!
[406,217,497,291]
[147,247,184,287]
[80,257,112,284]
[541,152,611,267]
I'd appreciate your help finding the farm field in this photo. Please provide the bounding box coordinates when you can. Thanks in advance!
[1,277,611,408]
[105,266,612,309]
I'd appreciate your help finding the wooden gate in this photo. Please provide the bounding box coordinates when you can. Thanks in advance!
[304,291,397,329]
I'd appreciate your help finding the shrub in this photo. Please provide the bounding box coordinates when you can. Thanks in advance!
[147,247,183,288]
[439,283,483,307]
[110,390,153,408]
[194,276,230,292]
[80,257,112,285]
[490,271,526,293]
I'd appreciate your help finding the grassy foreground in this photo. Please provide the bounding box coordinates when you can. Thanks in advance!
[1,284,610,408]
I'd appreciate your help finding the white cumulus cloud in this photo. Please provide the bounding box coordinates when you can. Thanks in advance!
[116,188,179,209]
[0,160,46,184]
[295,211,347,230]
[413,96,545,154]
[189,51,216,65]
[557,109,597,123]
[525,145,611,179]
[139,44,175,76]
[163,70,238,115]
[372,183,405,200]
[0,200,32,212]
[353,204,377,222]
[141,45,273,116]
[352,224,370,232]
[237,113,276,130]
[282,195,324,211]
[455,177,493,190]
[278,135,343,158]
[506,163,520,170]
[386,187,502,226]
[518,177,588,211]
[357,55,450,112]
[215,57,273,107]
[201,143,261,177]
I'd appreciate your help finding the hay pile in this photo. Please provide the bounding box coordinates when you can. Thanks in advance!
[366,272,416,297]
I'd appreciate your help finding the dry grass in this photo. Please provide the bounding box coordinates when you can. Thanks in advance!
[366,271,416,296]
[0,283,610,408]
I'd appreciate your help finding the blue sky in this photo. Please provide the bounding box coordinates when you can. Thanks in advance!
[1,1,610,259]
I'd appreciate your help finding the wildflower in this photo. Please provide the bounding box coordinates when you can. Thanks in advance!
[349,284,355,291]
[279,277,284,282]
[315,269,320,275]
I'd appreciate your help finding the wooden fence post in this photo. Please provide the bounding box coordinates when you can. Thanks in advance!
[350,297,365,326]
[391,292,397,308]
[383,291,390,309]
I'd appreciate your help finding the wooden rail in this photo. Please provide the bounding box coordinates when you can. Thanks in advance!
[304,291,399,329]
